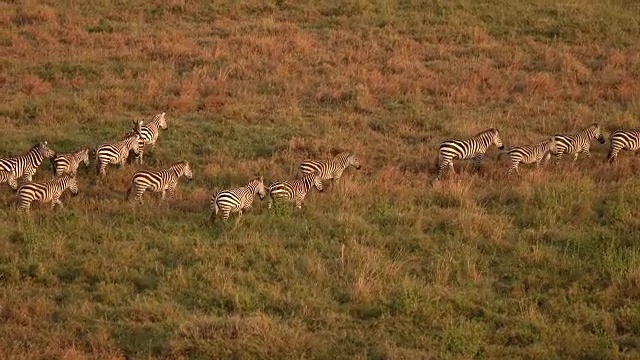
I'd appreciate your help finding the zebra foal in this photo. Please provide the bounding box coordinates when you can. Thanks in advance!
[0,141,56,182]
[268,173,323,209]
[16,174,79,212]
[52,147,90,176]
[95,128,143,177]
[552,123,605,165]
[297,151,361,182]
[498,138,557,175]
[126,161,193,202]
[607,129,640,162]
[210,177,267,222]
[436,128,504,180]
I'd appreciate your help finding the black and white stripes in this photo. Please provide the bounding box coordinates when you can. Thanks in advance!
[52,147,90,176]
[298,152,361,181]
[0,141,56,182]
[126,161,193,202]
[499,138,557,175]
[436,128,504,179]
[210,177,266,222]
[552,123,605,165]
[96,132,143,176]
[268,173,323,209]
[16,174,79,212]
[607,129,640,162]
[0,170,18,191]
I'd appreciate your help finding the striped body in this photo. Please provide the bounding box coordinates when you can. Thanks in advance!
[499,138,557,175]
[298,152,361,181]
[131,112,167,164]
[552,123,605,165]
[95,133,143,176]
[211,177,267,222]
[607,129,640,162]
[268,173,323,209]
[0,141,55,182]
[0,170,18,190]
[126,161,193,202]
[16,174,78,212]
[52,148,90,176]
[436,128,504,179]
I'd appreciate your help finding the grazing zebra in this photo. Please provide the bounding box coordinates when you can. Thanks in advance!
[0,141,56,182]
[297,152,361,182]
[126,161,193,202]
[210,177,267,222]
[436,128,504,180]
[52,147,90,176]
[498,138,557,175]
[95,131,143,177]
[0,170,18,190]
[607,129,640,162]
[16,174,79,213]
[130,112,167,164]
[268,173,323,209]
[552,123,605,165]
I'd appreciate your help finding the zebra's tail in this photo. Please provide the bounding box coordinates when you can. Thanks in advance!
[125,184,132,201]
[209,191,220,222]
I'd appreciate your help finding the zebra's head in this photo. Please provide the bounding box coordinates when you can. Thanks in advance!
[126,133,142,154]
[64,174,79,196]
[543,137,558,154]
[491,128,505,150]
[313,175,324,192]
[182,161,193,180]
[591,123,606,144]
[78,148,90,167]
[131,120,143,135]
[348,153,361,170]
[37,141,56,159]
[255,176,267,200]
[156,112,168,130]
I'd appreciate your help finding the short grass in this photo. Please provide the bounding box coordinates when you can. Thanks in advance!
[1,0,640,358]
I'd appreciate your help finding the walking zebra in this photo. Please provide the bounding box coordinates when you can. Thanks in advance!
[0,141,56,182]
[130,112,167,164]
[552,123,605,165]
[297,152,361,181]
[268,173,323,209]
[607,129,640,162]
[52,147,90,176]
[210,177,267,222]
[498,138,557,175]
[0,170,18,190]
[95,131,143,177]
[126,161,193,202]
[436,128,504,180]
[16,174,78,213]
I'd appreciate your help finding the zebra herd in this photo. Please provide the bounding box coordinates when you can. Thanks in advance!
[434,123,638,181]
[1,115,640,218]
[0,112,363,220]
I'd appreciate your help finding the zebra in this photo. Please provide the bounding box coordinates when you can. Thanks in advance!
[607,129,640,162]
[125,161,193,202]
[16,174,79,213]
[0,170,18,191]
[95,131,143,177]
[52,147,90,176]
[297,152,361,182]
[210,177,267,222]
[436,128,504,180]
[0,141,56,182]
[268,173,323,209]
[130,112,167,164]
[498,138,557,175]
[552,123,606,165]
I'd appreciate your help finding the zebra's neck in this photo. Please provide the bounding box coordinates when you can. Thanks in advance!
[334,153,351,168]
[168,165,184,178]
[477,132,493,148]
[300,176,314,190]
[246,181,258,194]
[581,127,596,139]
[28,147,44,163]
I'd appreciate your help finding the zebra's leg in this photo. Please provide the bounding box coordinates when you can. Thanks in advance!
[160,190,166,200]
[52,198,63,210]
[572,152,580,165]
[607,149,619,162]
[167,186,176,200]
[135,187,145,203]
[472,154,484,172]
[268,196,274,209]
[222,208,231,222]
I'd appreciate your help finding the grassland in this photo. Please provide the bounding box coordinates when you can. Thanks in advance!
[1,0,640,358]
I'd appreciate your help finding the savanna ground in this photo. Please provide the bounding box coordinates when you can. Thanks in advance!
[1,0,640,358]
